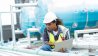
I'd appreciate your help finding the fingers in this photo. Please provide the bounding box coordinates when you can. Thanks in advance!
[58,48,65,52]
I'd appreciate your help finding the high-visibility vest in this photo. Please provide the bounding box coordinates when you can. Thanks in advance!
[49,33,64,48]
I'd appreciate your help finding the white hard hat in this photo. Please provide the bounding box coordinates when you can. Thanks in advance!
[43,12,57,23]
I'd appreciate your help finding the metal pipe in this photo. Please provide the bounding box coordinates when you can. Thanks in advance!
[85,9,89,28]
[12,3,38,7]
[10,5,16,47]
[0,13,4,45]
[0,46,86,56]
[0,48,39,56]
[0,10,21,13]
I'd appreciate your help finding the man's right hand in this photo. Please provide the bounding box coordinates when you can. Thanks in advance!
[58,48,65,52]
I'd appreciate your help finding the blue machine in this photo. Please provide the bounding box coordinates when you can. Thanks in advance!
[20,0,98,36]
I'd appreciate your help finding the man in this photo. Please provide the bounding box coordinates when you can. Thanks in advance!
[41,12,70,52]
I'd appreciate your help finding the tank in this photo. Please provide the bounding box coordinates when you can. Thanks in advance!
[20,0,98,36]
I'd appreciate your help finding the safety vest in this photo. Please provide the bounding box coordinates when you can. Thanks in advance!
[49,33,64,48]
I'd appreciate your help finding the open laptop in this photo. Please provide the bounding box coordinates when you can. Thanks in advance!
[53,38,73,52]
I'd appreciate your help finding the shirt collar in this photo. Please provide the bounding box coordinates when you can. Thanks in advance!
[49,25,63,34]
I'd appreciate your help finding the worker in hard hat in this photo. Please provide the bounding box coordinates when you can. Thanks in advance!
[41,12,70,52]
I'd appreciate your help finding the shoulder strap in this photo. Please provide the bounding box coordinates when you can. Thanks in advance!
[58,25,70,39]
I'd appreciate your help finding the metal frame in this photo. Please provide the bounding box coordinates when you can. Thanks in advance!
[0,3,38,47]
[10,3,38,47]
[0,10,21,46]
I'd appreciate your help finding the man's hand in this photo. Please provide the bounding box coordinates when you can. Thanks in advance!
[58,48,65,52]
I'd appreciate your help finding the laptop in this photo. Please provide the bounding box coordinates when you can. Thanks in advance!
[53,38,73,52]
